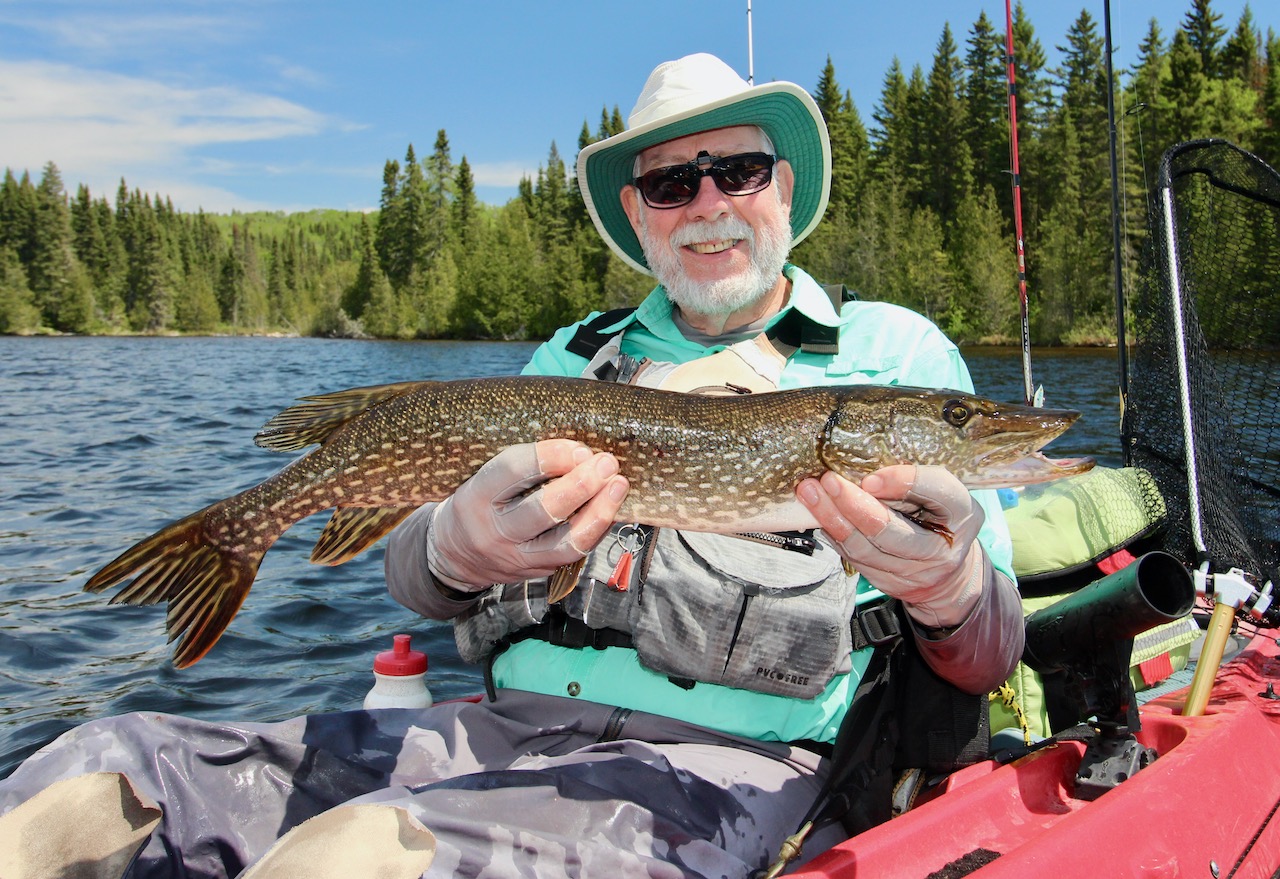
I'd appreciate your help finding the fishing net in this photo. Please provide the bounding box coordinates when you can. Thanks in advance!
[1123,139,1280,599]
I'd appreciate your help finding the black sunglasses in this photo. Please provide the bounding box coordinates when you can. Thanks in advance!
[633,151,777,208]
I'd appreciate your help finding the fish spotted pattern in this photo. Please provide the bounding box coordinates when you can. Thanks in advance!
[85,375,1092,666]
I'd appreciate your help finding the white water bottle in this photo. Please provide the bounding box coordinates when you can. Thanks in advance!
[363,634,432,709]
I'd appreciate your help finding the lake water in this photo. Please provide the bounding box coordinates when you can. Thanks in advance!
[0,336,1122,777]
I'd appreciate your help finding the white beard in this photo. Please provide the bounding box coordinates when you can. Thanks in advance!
[638,197,793,318]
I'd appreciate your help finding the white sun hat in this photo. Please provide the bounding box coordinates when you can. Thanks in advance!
[576,53,832,276]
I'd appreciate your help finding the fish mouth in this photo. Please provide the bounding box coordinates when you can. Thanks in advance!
[965,406,1096,487]
[964,451,1096,487]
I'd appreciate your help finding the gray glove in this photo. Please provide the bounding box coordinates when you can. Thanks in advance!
[426,439,628,591]
[796,464,986,629]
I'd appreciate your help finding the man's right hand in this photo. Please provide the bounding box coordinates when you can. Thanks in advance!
[426,439,629,591]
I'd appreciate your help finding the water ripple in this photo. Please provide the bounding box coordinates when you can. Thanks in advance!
[0,337,1115,777]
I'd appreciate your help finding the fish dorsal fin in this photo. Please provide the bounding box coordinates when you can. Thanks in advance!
[311,506,416,566]
[255,382,433,451]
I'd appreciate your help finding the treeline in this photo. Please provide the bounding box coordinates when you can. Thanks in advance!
[2,0,1277,344]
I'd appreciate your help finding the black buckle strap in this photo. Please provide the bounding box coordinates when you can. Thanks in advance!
[508,607,634,651]
[566,307,638,360]
[852,600,902,650]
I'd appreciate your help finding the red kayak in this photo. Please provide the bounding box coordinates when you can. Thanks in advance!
[796,627,1280,878]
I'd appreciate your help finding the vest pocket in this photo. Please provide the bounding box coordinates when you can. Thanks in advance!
[628,530,860,697]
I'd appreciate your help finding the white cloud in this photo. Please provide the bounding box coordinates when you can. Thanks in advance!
[1,59,326,154]
[264,56,327,89]
[104,176,281,214]
[0,59,334,208]
[0,11,251,55]
[469,160,540,189]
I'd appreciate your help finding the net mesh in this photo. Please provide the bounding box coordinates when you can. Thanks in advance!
[1123,139,1280,592]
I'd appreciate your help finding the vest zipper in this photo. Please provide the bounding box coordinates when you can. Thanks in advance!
[734,531,819,555]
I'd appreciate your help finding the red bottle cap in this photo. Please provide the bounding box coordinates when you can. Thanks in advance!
[373,634,427,676]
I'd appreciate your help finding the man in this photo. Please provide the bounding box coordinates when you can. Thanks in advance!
[384,52,1023,873]
[0,54,1022,879]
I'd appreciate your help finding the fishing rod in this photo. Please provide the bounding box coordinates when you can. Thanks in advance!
[1103,0,1129,416]
[746,0,755,86]
[1004,0,1035,406]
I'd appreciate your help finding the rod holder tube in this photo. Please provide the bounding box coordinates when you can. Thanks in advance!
[1023,551,1195,674]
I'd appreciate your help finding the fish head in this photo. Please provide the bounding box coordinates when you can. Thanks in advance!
[820,386,1095,488]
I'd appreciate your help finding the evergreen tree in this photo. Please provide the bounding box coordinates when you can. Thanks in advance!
[1035,106,1109,344]
[125,200,177,331]
[1129,19,1169,185]
[1010,2,1052,137]
[1055,10,1109,160]
[1220,5,1263,88]
[416,249,458,338]
[534,142,572,250]
[876,63,935,211]
[1183,0,1228,77]
[1006,3,1052,234]
[29,162,92,331]
[215,225,248,326]
[1164,29,1212,142]
[390,144,428,288]
[457,199,537,339]
[0,170,38,267]
[963,12,1011,214]
[344,215,382,320]
[0,245,39,333]
[922,24,969,230]
[361,265,406,338]
[949,184,1018,342]
[70,184,111,289]
[424,129,454,269]
[5,0,1278,343]
[0,170,28,256]
[452,156,479,247]
[870,58,908,180]
[811,57,869,219]
[1260,30,1280,164]
[173,271,220,332]
[374,157,403,280]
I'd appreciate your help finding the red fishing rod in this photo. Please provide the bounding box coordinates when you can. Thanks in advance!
[1005,0,1035,406]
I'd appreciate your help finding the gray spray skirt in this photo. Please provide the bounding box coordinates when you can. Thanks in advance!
[0,689,839,878]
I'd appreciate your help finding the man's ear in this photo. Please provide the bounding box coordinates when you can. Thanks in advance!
[620,184,642,235]
[774,159,796,210]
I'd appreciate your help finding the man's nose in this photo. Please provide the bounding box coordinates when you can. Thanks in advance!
[683,173,732,220]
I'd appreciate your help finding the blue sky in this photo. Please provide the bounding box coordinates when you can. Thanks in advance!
[1,0,1269,213]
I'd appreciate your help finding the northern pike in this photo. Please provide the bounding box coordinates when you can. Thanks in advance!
[86,376,1093,667]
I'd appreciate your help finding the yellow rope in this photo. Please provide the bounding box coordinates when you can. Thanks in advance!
[991,683,1033,746]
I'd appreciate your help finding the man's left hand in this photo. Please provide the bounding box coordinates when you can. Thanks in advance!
[796,464,985,629]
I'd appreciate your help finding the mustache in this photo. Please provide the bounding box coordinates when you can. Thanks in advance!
[668,217,755,249]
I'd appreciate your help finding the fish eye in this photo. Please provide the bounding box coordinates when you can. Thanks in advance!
[942,400,971,426]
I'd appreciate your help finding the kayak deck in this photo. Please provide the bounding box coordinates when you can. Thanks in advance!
[795,628,1280,877]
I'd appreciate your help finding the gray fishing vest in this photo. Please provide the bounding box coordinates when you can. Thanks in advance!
[452,305,866,699]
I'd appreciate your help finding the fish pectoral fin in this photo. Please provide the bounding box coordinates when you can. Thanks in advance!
[902,512,955,546]
[254,382,435,451]
[547,558,586,604]
[311,507,416,566]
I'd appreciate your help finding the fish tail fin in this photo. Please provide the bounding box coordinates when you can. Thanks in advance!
[254,382,433,451]
[85,509,263,668]
[311,506,415,565]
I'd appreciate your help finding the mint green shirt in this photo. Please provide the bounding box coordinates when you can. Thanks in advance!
[499,265,1014,743]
